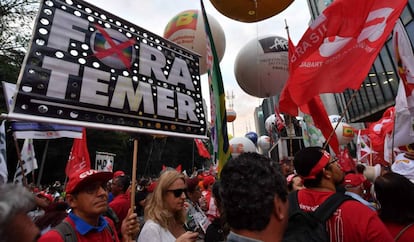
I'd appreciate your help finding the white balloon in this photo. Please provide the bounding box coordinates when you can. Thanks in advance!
[257,135,271,153]
[332,122,355,145]
[229,137,257,158]
[235,36,289,98]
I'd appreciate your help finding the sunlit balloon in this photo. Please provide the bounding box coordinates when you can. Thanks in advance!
[245,131,258,145]
[210,0,294,23]
[265,114,276,135]
[332,122,355,145]
[257,135,271,153]
[229,136,257,158]
[235,36,289,98]
[227,109,237,122]
[164,10,226,75]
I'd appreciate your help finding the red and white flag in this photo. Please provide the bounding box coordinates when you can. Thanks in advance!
[65,128,90,176]
[391,19,414,147]
[280,0,407,112]
[356,129,377,163]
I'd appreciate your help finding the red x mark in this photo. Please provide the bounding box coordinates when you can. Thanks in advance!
[93,24,136,69]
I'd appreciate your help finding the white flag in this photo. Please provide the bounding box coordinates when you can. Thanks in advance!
[0,121,8,184]
[356,129,376,163]
[20,139,38,175]
[392,19,414,147]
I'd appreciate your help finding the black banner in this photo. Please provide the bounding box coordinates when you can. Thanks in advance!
[12,0,207,138]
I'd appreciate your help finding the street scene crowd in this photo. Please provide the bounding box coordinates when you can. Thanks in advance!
[1,146,414,242]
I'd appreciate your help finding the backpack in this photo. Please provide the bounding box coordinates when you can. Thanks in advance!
[282,191,353,242]
[54,220,115,242]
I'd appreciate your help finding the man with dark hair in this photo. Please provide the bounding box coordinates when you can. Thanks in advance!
[39,169,140,242]
[220,152,289,242]
[109,174,131,237]
[292,146,393,242]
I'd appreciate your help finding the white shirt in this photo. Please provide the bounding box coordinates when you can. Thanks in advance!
[137,219,176,242]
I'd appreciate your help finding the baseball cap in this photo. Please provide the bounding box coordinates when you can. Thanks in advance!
[343,173,365,187]
[37,191,54,203]
[113,170,125,179]
[66,169,113,194]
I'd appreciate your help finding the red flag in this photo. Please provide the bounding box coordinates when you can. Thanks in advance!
[195,139,211,159]
[301,96,340,155]
[65,128,90,176]
[273,105,285,132]
[368,107,394,165]
[280,35,299,116]
[280,0,407,111]
[338,146,356,173]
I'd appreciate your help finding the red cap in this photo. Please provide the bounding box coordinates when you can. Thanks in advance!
[113,170,125,179]
[343,173,365,187]
[66,169,113,194]
[37,191,54,203]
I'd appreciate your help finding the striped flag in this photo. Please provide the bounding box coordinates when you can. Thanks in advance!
[0,121,8,184]
[200,0,230,175]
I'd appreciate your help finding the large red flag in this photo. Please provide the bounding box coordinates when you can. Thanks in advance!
[280,0,407,111]
[282,32,340,154]
[65,128,91,176]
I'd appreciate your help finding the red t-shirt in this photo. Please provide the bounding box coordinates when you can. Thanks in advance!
[109,193,131,235]
[384,222,414,242]
[38,216,119,242]
[297,189,393,242]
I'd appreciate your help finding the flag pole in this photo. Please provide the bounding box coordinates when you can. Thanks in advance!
[13,137,27,186]
[130,138,138,212]
[36,140,49,186]
[323,91,358,151]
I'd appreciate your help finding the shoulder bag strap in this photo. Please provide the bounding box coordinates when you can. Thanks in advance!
[313,192,353,222]
[54,220,77,242]
[395,223,414,241]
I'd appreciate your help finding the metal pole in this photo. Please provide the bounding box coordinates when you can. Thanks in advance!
[36,140,49,186]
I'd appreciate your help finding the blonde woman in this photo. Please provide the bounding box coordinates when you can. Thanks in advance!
[137,170,198,242]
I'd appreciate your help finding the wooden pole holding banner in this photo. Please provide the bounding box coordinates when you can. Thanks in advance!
[127,138,138,242]
[130,139,138,212]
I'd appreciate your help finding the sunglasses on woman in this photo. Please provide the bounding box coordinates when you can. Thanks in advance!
[167,188,187,198]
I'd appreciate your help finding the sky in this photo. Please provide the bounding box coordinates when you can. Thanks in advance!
[85,0,311,137]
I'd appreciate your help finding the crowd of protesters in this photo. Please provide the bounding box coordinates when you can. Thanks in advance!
[1,146,414,242]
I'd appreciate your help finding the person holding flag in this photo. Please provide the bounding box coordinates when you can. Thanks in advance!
[39,169,140,242]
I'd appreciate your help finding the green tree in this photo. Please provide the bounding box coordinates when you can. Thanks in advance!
[0,0,39,111]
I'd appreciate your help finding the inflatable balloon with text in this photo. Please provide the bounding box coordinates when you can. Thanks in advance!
[235,36,289,98]
[164,10,226,75]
